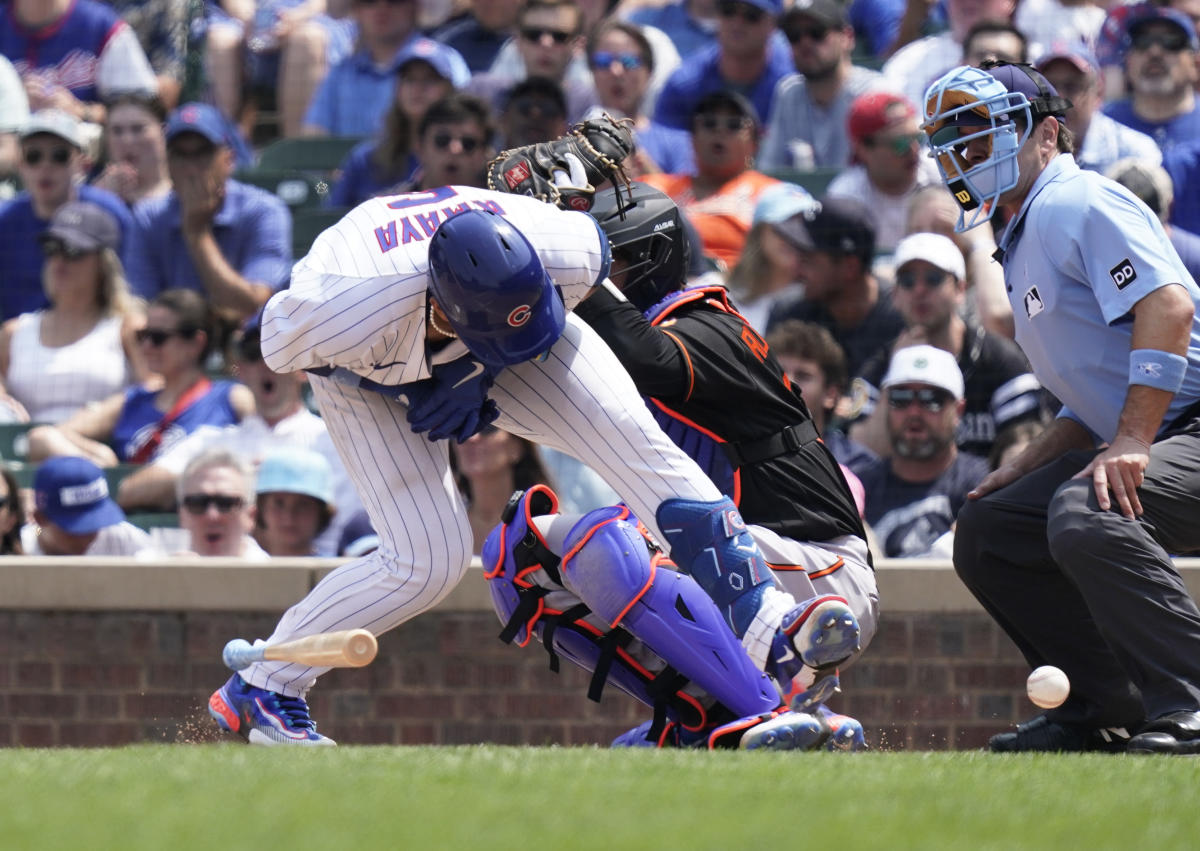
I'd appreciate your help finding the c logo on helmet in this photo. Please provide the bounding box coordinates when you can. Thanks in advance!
[508,305,532,327]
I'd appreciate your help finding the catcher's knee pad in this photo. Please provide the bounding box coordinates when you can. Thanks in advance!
[562,507,781,720]
[655,496,776,638]
[484,491,716,732]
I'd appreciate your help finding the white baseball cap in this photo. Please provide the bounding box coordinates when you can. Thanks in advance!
[882,345,964,400]
[892,232,965,281]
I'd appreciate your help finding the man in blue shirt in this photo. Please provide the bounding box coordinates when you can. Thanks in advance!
[924,60,1200,755]
[0,109,133,321]
[1163,136,1200,237]
[300,0,421,138]
[652,0,794,131]
[127,103,291,323]
[1100,6,1200,156]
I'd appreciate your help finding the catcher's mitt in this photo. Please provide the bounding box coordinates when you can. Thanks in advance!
[487,114,635,212]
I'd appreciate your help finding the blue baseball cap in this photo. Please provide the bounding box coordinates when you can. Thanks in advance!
[337,509,379,558]
[34,457,125,535]
[393,37,471,88]
[1125,5,1200,51]
[165,102,229,147]
[255,449,334,505]
[753,182,819,225]
[737,0,784,16]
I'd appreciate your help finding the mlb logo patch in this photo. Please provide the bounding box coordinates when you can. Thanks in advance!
[1023,286,1044,319]
[1110,258,1137,289]
[503,163,531,190]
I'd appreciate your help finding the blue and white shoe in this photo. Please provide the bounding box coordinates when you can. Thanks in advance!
[737,710,831,751]
[768,596,860,686]
[208,674,335,746]
[818,705,866,751]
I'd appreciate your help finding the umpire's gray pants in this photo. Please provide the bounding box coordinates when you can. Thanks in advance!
[954,431,1200,727]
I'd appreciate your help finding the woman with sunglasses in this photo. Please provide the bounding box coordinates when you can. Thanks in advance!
[450,425,555,554]
[0,201,150,425]
[583,19,695,178]
[27,288,254,467]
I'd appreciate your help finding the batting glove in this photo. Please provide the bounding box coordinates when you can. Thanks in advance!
[404,358,500,443]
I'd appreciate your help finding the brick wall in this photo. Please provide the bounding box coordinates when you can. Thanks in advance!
[0,606,1029,750]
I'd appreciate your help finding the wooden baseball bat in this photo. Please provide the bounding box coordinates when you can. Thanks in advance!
[222,629,378,671]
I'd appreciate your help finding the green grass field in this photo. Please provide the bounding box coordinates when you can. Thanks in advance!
[2,746,1199,850]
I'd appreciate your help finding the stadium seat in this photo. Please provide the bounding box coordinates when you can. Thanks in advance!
[0,421,41,463]
[764,167,843,199]
[257,136,363,174]
[292,208,348,258]
[235,168,328,210]
[126,511,181,532]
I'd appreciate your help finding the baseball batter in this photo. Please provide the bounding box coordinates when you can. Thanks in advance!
[207,184,859,745]
[924,61,1200,754]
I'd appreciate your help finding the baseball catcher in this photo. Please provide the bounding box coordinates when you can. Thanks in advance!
[486,113,635,212]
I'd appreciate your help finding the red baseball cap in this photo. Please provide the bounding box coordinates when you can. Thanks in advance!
[847,92,917,145]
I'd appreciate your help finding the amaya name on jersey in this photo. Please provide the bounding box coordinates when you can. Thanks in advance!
[374,189,508,253]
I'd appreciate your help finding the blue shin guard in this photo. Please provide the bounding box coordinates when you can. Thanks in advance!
[484,491,715,732]
[655,497,773,638]
[561,507,781,721]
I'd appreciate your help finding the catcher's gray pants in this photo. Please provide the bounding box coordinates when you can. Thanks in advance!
[954,430,1200,727]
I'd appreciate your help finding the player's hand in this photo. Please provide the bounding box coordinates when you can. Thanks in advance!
[967,462,1022,500]
[403,358,500,443]
[1073,435,1150,518]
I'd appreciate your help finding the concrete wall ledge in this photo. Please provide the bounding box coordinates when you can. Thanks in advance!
[5,557,1200,613]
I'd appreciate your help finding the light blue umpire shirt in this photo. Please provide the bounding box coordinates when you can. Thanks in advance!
[996,153,1200,444]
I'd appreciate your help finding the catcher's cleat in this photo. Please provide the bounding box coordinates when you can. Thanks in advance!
[767,596,861,687]
[737,710,831,752]
[208,674,335,746]
[818,705,867,751]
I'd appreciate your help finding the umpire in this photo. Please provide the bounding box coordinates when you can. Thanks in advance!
[923,61,1200,754]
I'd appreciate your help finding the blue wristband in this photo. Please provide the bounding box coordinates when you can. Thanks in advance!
[1129,348,1188,393]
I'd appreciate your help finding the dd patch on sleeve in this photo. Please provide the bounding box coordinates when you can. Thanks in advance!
[1110,258,1137,290]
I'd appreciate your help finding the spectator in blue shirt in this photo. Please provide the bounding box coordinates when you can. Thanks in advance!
[433,0,522,72]
[626,0,720,61]
[126,103,291,323]
[1101,6,1200,156]
[300,0,421,138]
[652,0,794,131]
[0,109,133,321]
[1164,136,1200,237]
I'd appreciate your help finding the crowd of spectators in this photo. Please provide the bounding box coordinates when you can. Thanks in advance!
[1,0,1198,561]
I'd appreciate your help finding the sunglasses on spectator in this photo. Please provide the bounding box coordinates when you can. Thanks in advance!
[1130,29,1191,52]
[591,51,644,71]
[509,97,565,118]
[718,0,767,23]
[785,24,832,42]
[136,327,195,346]
[431,132,483,152]
[182,494,245,515]
[520,26,573,44]
[355,0,412,6]
[23,147,71,167]
[40,239,92,260]
[896,269,952,290]
[694,114,753,132]
[870,132,923,156]
[887,387,953,412]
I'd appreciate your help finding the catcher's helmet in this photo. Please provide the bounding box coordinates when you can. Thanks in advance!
[428,209,565,369]
[589,182,689,311]
[922,62,1069,232]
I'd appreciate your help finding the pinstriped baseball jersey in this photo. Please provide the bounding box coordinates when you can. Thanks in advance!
[261,186,607,387]
[245,187,731,698]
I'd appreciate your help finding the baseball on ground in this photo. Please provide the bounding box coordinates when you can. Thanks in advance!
[1026,665,1070,709]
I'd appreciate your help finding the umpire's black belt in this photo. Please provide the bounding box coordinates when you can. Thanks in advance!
[720,420,819,467]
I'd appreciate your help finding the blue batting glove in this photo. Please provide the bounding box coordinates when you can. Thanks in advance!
[405,358,499,443]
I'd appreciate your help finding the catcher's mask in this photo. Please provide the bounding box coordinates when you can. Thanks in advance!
[922,62,1070,232]
[589,182,689,311]
[428,209,565,369]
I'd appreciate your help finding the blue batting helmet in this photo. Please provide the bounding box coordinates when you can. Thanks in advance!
[428,209,565,369]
